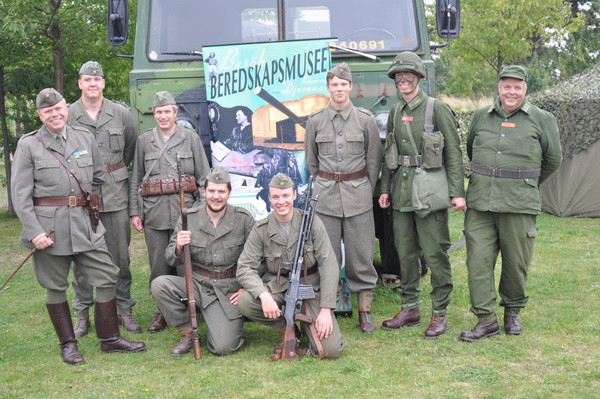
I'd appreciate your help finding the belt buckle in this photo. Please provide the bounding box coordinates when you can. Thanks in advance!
[333,172,342,181]
[68,196,77,207]
[402,156,411,167]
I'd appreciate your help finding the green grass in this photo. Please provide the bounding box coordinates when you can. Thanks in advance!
[0,208,598,398]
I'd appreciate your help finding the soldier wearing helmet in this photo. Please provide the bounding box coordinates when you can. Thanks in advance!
[379,51,466,339]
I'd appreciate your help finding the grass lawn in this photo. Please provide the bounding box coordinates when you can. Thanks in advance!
[0,206,598,398]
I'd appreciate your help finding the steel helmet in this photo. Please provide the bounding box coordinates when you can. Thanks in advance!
[387,51,425,79]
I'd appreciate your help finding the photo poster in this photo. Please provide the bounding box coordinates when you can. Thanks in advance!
[204,38,333,220]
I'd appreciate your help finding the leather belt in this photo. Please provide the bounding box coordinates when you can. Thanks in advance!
[318,169,368,182]
[192,265,236,280]
[33,196,87,207]
[398,155,421,167]
[472,163,541,179]
[106,160,125,173]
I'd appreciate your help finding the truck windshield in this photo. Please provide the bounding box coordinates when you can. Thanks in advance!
[147,0,420,61]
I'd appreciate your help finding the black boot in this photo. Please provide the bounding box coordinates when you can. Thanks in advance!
[46,302,85,365]
[95,298,146,353]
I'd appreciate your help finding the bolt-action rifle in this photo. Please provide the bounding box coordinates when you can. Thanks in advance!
[280,177,318,361]
[176,154,202,360]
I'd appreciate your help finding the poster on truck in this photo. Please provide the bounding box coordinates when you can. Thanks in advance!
[204,38,333,219]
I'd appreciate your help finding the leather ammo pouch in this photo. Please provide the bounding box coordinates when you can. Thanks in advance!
[141,176,197,196]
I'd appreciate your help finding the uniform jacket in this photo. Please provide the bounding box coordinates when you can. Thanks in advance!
[12,125,106,255]
[380,90,465,211]
[129,125,210,230]
[68,98,137,213]
[165,204,255,320]
[236,209,339,309]
[466,98,562,214]
[305,102,382,217]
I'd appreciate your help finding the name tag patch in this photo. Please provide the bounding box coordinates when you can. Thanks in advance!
[402,116,414,122]
[501,122,516,128]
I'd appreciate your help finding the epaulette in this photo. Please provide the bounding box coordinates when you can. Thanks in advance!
[187,206,200,214]
[71,125,93,135]
[21,130,38,138]
[256,217,269,227]
[234,206,252,217]
[308,108,325,119]
[112,99,131,110]
[356,107,374,117]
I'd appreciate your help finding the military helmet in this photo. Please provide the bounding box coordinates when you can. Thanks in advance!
[387,51,425,79]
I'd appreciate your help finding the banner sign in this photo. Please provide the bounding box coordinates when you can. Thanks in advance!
[204,39,333,219]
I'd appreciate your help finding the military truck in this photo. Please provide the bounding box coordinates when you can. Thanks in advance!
[107,0,460,273]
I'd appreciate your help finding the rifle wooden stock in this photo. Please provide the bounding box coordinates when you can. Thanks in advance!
[1,229,55,291]
[177,155,202,360]
[281,324,300,361]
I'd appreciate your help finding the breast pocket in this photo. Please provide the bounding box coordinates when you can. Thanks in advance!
[144,153,160,176]
[346,134,365,155]
[176,151,194,174]
[264,247,283,274]
[35,159,61,186]
[108,127,125,152]
[316,134,334,156]
[222,236,247,265]
[75,156,94,182]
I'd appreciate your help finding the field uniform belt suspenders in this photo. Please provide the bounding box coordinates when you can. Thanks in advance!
[398,96,436,166]
[140,128,179,187]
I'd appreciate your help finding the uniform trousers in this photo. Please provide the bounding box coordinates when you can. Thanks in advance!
[151,275,244,356]
[316,210,378,292]
[237,290,344,359]
[393,209,453,315]
[33,245,118,304]
[144,227,182,288]
[72,209,134,312]
[465,209,536,318]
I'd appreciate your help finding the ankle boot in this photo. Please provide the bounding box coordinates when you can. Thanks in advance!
[95,298,146,353]
[73,309,90,338]
[118,309,142,333]
[147,312,167,333]
[357,291,375,333]
[381,308,420,330]
[46,302,85,365]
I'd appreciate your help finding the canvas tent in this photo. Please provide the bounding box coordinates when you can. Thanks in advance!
[531,63,600,217]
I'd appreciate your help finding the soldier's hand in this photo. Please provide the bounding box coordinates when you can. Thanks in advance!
[230,289,244,306]
[315,308,333,340]
[131,216,144,232]
[451,197,466,211]
[176,230,192,253]
[32,233,53,250]
[259,292,281,319]
[378,193,391,209]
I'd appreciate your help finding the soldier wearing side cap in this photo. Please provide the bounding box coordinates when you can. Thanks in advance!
[11,88,145,366]
[129,90,210,333]
[150,167,255,356]
[459,65,562,341]
[68,61,141,337]
[235,173,345,360]
[304,62,382,333]
[379,51,465,339]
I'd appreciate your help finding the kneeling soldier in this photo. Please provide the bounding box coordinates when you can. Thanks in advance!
[235,173,345,359]
[151,167,255,355]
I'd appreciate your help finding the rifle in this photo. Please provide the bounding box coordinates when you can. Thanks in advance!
[1,229,55,290]
[176,154,202,360]
[280,177,318,361]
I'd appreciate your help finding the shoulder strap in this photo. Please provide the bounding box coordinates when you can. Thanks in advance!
[34,131,88,196]
[424,97,436,133]
[141,128,172,183]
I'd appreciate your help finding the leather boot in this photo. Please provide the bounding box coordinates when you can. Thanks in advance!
[147,312,167,333]
[73,309,90,338]
[459,318,500,342]
[424,315,447,339]
[170,332,194,356]
[95,298,146,353]
[118,310,142,333]
[46,302,85,365]
[357,291,375,333]
[381,308,420,330]
[504,313,522,335]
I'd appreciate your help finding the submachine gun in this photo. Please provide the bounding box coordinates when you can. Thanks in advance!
[280,177,319,361]
[176,154,202,360]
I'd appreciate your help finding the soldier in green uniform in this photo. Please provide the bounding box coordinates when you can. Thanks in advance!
[379,51,465,338]
[459,65,562,341]
[235,173,345,359]
[129,91,210,333]
[11,88,145,365]
[68,61,141,337]
[151,167,255,356]
[304,63,382,333]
